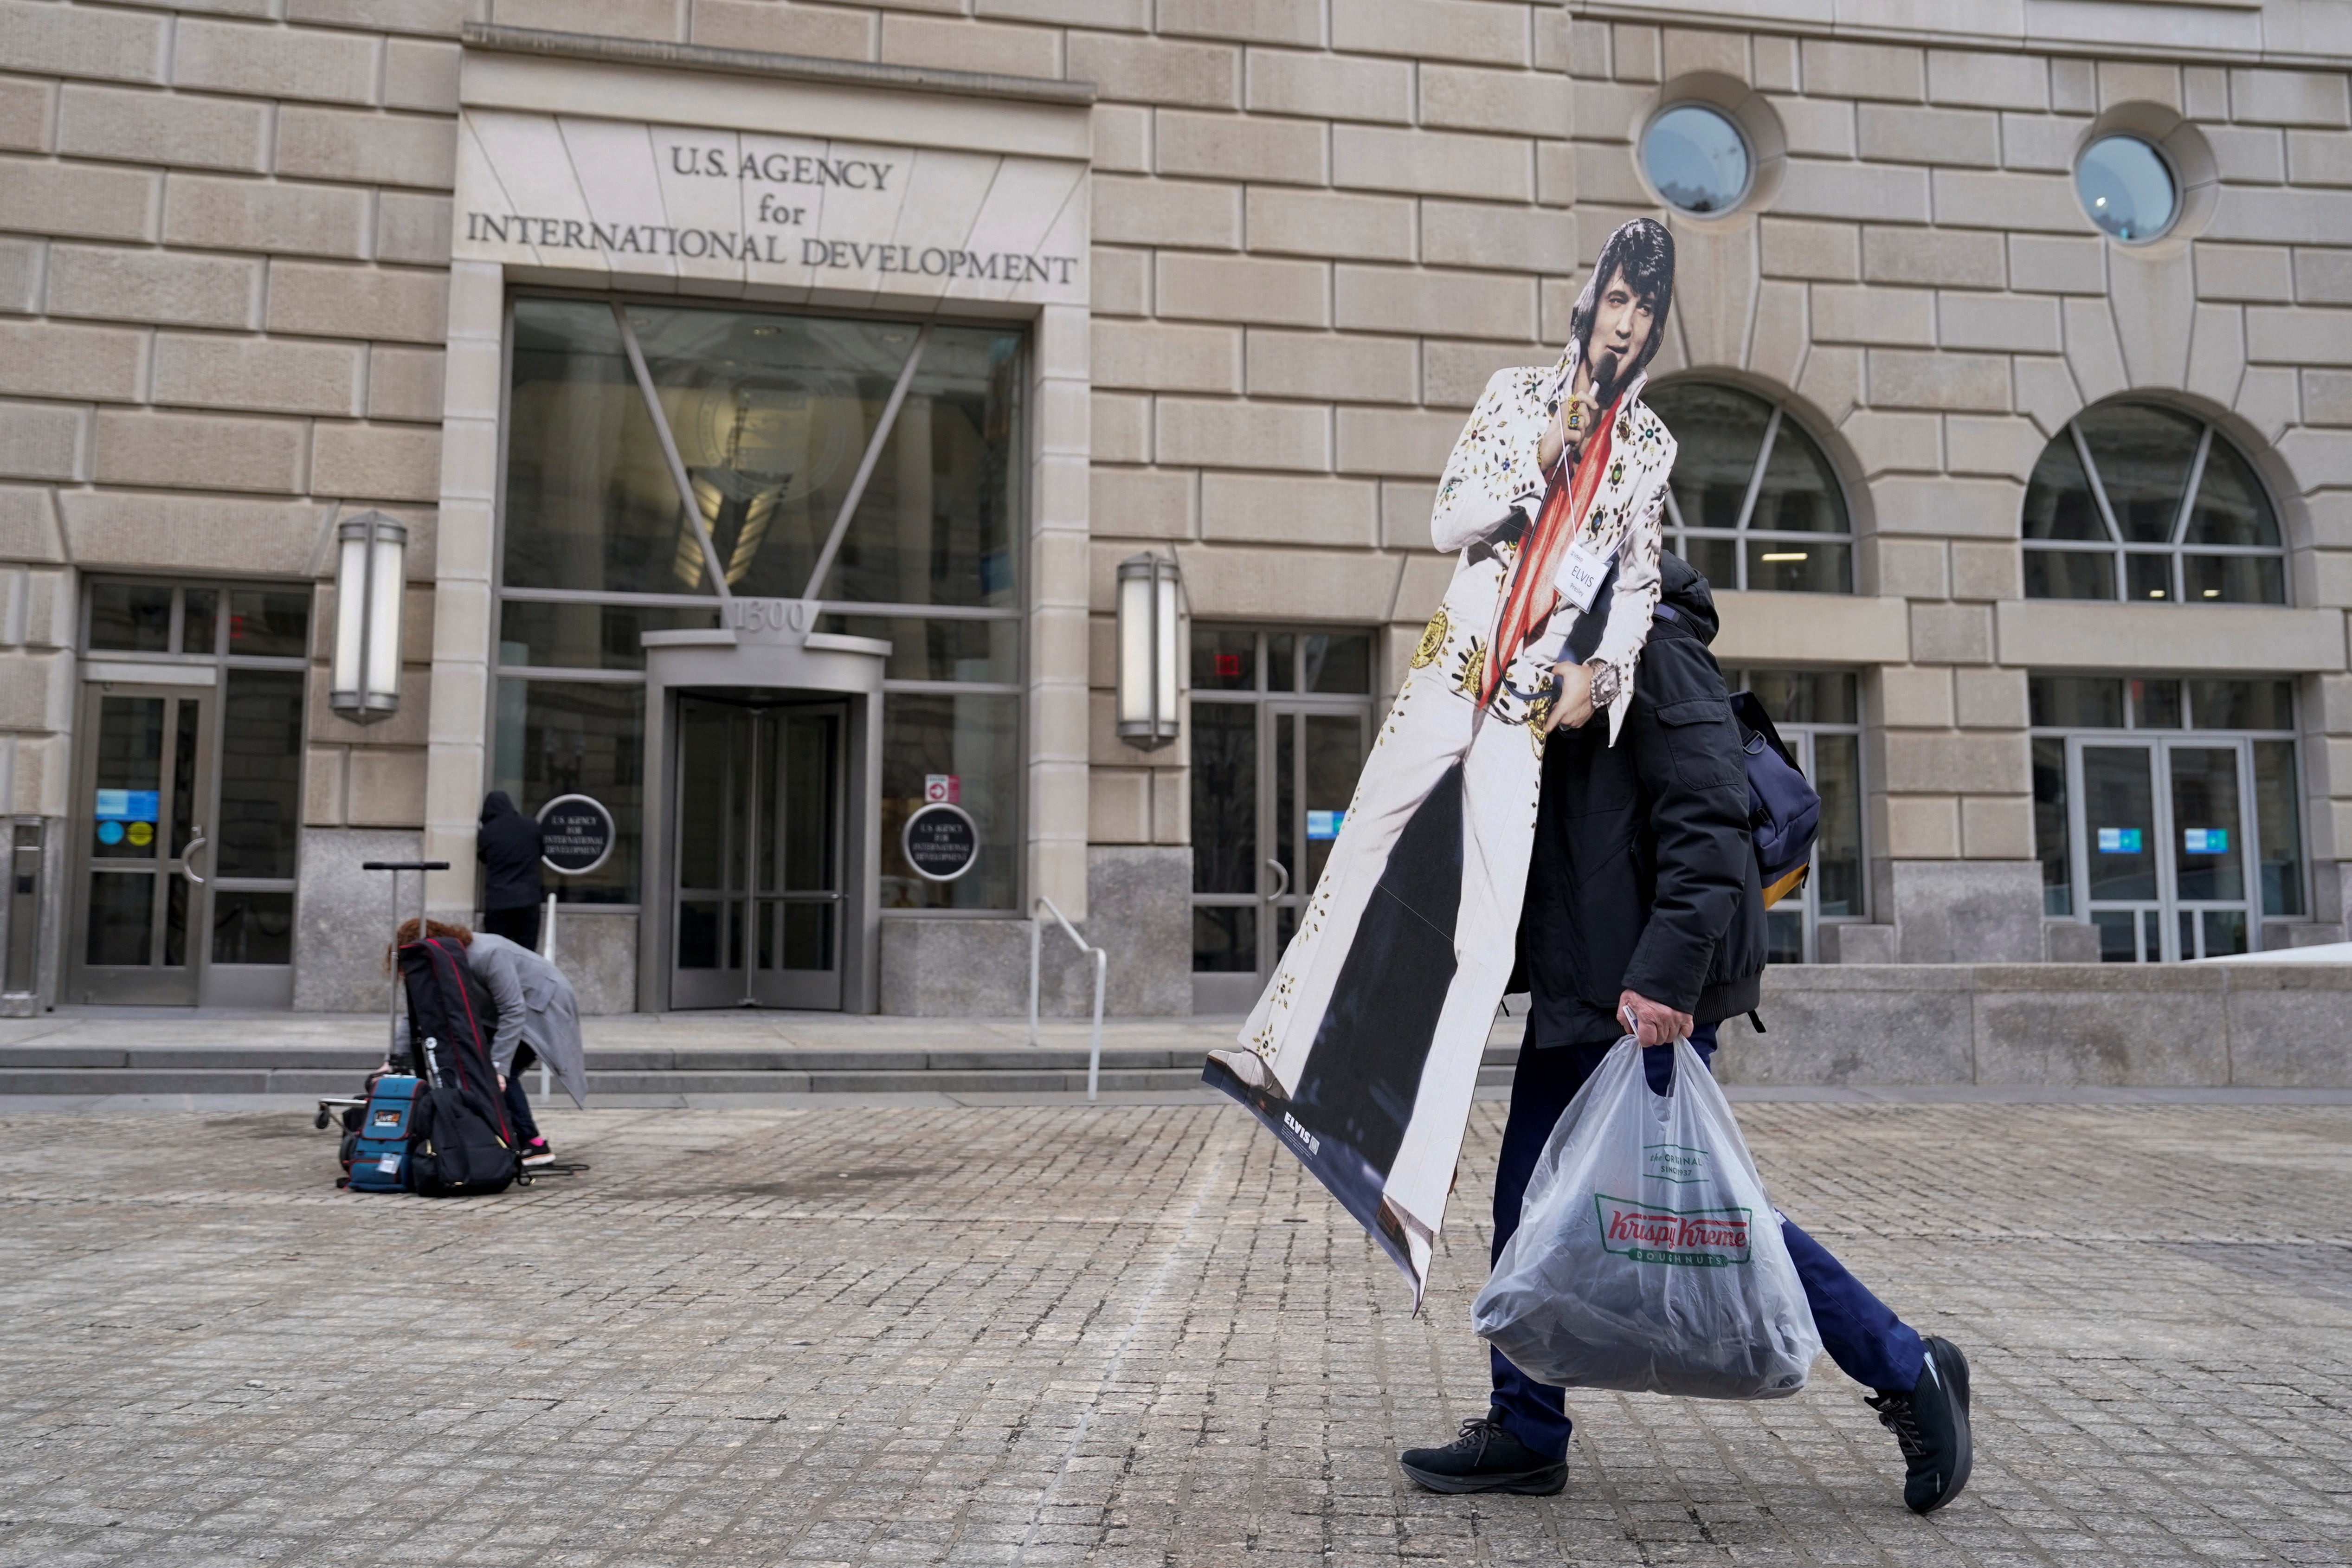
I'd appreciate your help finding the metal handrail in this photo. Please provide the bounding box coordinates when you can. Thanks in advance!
[1028,896,1108,1101]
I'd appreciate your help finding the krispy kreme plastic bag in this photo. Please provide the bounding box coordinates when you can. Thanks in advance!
[1472,1036,1821,1399]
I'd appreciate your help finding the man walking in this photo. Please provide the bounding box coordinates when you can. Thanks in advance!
[1398,554,1976,1516]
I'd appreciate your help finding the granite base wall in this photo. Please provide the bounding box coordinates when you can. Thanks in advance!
[879,845,1193,1016]
[293,827,422,1013]
[1714,962,2352,1088]
[548,908,638,1016]
[1879,860,2046,964]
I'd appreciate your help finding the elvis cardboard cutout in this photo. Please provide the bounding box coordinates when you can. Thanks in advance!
[1205,219,1682,1301]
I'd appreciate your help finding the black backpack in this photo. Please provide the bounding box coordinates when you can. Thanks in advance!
[396,936,520,1197]
[406,1082,520,1198]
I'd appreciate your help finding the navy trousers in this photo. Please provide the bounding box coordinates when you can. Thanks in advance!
[502,1042,542,1147]
[1488,1023,1926,1460]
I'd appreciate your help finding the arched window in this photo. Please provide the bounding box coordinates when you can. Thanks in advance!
[1645,381,1853,593]
[2022,402,2286,604]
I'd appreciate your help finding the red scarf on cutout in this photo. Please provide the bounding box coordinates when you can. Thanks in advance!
[1477,396,1618,710]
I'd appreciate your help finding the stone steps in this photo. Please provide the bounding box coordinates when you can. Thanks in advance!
[0,1042,1525,1097]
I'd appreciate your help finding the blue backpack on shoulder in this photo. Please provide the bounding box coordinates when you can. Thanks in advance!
[347,1075,423,1194]
[1728,691,1821,910]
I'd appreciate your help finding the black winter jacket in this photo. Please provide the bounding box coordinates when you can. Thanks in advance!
[1516,553,1767,1047]
[477,791,544,912]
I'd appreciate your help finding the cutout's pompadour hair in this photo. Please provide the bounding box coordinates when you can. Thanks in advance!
[1569,217,1675,386]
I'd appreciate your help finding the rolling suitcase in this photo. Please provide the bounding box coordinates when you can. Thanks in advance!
[346,1075,423,1193]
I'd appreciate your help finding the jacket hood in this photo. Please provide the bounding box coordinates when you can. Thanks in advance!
[1658,551,1720,645]
[480,790,519,824]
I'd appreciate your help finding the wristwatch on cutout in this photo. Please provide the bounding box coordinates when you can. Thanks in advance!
[1587,660,1621,709]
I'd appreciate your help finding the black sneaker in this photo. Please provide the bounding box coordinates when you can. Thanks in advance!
[520,1138,555,1168]
[1399,1407,1566,1496]
[1867,1336,1974,1515]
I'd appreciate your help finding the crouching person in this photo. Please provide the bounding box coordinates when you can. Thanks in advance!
[395,918,586,1166]
[1399,554,1974,1516]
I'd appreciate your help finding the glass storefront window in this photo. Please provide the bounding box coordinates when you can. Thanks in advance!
[503,300,693,596]
[2253,739,2304,917]
[820,615,1020,685]
[2030,676,2125,729]
[213,890,293,965]
[497,602,722,671]
[1302,633,1373,694]
[2033,737,2070,915]
[2189,679,2294,732]
[809,329,1023,609]
[880,693,1019,910]
[88,583,173,652]
[1646,382,1853,594]
[491,679,645,904]
[505,299,1021,607]
[2022,402,2286,605]
[215,670,303,880]
[227,590,311,657]
[496,295,1030,930]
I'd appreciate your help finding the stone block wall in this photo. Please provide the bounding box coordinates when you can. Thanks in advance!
[0,0,457,863]
[6,0,2352,1013]
[512,0,2352,954]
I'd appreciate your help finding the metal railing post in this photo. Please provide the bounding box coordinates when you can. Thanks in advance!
[1031,897,1108,1102]
[1088,949,1106,1102]
[1028,913,1042,1048]
[539,890,556,1099]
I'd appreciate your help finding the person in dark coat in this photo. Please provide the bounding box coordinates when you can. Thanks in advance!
[477,791,544,950]
[1399,554,1976,1517]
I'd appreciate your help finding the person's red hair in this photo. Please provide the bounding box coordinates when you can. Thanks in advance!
[384,917,473,972]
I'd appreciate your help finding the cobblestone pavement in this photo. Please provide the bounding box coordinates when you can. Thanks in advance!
[2,1097,2347,1566]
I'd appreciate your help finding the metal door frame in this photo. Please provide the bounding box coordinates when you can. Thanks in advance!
[1254,698,1374,980]
[66,678,214,1006]
[666,691,848,1010]
[2065,734,2261,961]
[749,702,847,1009]
[1189,691,1373,1015]
[638,624,886,1013]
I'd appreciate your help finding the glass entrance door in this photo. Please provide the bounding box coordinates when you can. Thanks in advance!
[670,693,845,1008]
[2167,743,2253,960]
[2071,739,2255,961]
[70,686,211,1005]
[1264,703,1370,970]
[1192,684,1372,1014]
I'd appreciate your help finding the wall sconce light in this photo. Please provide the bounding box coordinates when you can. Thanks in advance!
[330,511,406,723]
[1115,552,1181,750]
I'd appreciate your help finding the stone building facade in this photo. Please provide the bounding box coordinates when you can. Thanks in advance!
[0,0,2345,1018]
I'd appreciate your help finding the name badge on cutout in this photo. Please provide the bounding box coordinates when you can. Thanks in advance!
[1556,535,1611,613]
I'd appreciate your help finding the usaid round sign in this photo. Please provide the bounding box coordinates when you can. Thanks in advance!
[902,802,979,882]
[538,794,616,877]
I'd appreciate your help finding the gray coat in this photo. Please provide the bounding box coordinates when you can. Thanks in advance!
[466,933,587,1108]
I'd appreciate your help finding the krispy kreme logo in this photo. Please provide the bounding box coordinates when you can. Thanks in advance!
[1593,1195,1753,1268]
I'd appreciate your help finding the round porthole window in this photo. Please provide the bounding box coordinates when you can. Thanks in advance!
[2076,134,2178,242]
[1641,103,1751,215]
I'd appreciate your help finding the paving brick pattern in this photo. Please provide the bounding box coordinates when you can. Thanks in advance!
[1,1099,2347,1565]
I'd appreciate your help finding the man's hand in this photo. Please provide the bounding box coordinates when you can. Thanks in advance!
[1536,392,1598,477]
[1618,989,1693,1047]
[1547,662,1595,731]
